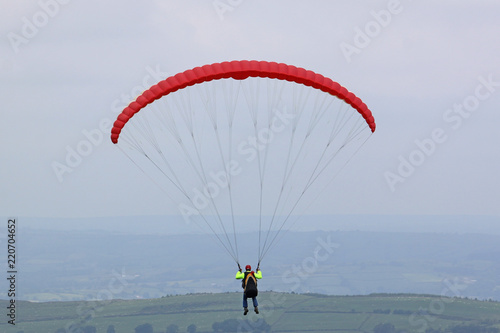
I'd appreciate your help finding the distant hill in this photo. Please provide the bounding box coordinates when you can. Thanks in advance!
[20,214,500,235]
[8,225,500,302]
[1,292,500,333]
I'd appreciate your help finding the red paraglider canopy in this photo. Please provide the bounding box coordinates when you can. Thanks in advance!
[111,60,375,143]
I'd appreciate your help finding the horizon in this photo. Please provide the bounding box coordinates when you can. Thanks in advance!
[14,214,500,236]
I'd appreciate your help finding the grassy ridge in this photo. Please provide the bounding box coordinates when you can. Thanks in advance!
[1,293,500,332]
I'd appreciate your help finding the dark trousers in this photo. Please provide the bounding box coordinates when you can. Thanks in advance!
[243,293,258,308]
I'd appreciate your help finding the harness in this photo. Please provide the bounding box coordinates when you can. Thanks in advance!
[242,271,256,288]
[242,271,258,298]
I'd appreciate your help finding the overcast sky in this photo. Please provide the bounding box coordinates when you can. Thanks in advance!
[1,1,500,225]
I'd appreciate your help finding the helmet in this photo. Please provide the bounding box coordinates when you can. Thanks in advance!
[245,265,251,271]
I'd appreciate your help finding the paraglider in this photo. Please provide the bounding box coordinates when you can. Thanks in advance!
[236,264,262,315]
[110,61,376,308]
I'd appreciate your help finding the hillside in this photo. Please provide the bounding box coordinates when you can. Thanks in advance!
[13,228,500,302]
[1,292,500,333]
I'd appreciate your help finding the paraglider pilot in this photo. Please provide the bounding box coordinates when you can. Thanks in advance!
[236,264,262,315]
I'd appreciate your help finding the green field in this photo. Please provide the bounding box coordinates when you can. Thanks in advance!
[1,292,500,332]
